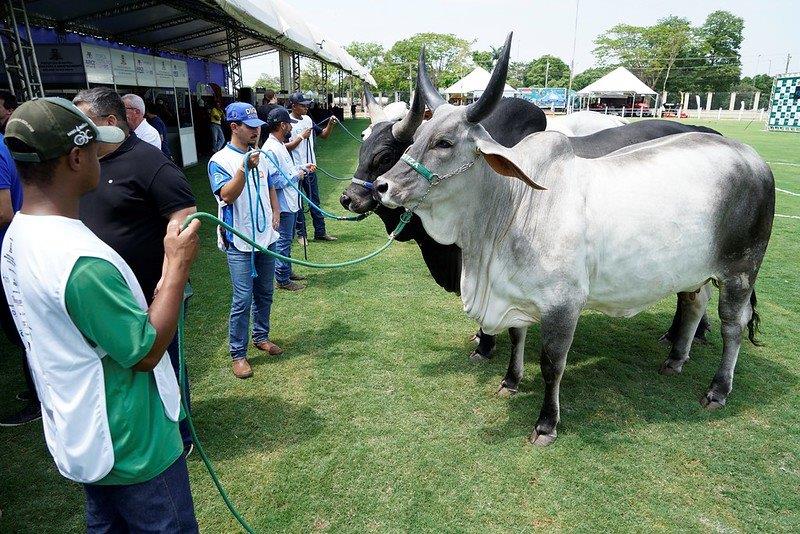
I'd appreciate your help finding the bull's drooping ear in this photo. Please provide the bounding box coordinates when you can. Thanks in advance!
[474,133,546,190]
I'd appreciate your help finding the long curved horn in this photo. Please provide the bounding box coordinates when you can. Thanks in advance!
[391,52,427,141]
[466,32,513,123]
[417,46,446,110]
[364,85,387,123]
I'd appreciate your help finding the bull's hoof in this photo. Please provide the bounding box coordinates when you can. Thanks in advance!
[469,350,491,363]
[529,428,557,447]
[496,384,518,398]
[700,392,727,410]
[659,358,685,375]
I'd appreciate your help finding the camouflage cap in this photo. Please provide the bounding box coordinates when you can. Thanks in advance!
[4,97,124,162]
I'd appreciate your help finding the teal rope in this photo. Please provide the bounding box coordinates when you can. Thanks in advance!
[315,165,354,181]
[182,211,408,268]
[178,303,257,534]
[333,120,364,143]
[243,156,268,277]
[247,149,367,222]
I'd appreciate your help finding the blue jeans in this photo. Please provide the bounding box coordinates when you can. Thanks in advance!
[226,246,275,360]
[295,172,327,238]
[275,210,298,284]
[84,455,198,533]
[210,123,225,151]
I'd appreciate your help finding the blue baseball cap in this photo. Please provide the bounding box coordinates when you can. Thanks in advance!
[225,102,265,127]
[289,91,313,106]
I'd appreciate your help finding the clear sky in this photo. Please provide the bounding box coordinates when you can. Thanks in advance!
[242,0,799,85]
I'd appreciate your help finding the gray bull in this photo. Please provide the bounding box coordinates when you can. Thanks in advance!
[342,47,717,369]
[374,33,775,446]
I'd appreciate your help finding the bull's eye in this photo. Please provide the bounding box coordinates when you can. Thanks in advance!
[434,139,453,149]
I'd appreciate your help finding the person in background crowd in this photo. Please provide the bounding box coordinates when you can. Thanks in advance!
[0,130,40,427]
[122,94,161,150]
[209,100,225,152]
[264,106,314,292]
[145,103,172,160]
[285,91,338,245]
[208,102,284,379]
[74,87,197,454]
[1,96,200,533]
[350,101,357,120]
[257,89,280,146]
[0,91,17,135]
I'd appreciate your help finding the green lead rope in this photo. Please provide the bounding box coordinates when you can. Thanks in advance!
[246,149,367,222]
[181,212,406,268]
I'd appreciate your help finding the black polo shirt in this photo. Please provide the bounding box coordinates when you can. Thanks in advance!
[79,133,196,304]
[257,103,279,145]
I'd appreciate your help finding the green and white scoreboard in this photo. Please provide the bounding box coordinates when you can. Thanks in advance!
[769,72,800,132]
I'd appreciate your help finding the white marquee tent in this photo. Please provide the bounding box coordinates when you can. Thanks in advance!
[576,66,656,98]
[444,66,516,98]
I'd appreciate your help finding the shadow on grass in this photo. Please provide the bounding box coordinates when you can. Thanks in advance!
[264,319,370,363]
[300,267,368,291]
[417,311,793,445]
[189,394,324,459]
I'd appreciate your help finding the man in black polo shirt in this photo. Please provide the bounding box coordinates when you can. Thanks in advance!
[73,88,197,454]
[257,89,279,146]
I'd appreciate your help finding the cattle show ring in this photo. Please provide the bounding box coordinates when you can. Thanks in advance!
[0,1,799,532]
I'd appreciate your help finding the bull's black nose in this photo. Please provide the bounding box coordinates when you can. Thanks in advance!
[340,193,352,210]
[375,181,389,194]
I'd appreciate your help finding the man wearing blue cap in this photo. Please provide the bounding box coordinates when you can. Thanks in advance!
[208,102,284,379]
[285,91,338,243]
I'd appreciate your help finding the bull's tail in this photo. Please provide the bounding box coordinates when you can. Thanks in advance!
[747,289,762,346]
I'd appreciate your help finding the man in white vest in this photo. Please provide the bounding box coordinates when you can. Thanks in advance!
[1,97,201,532]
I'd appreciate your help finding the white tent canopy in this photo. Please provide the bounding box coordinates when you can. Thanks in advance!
[218,0,375,85]
[444,66,516,97]
[576,66,656,97]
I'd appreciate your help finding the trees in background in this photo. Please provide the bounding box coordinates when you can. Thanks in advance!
[277,10,765,101]
[591,10,746,93]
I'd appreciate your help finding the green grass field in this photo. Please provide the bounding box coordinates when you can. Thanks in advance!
[1,119,798,532]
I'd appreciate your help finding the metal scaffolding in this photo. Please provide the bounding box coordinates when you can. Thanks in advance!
[0,0,44,100]
[225,27,242,93]
[291,52,301,91]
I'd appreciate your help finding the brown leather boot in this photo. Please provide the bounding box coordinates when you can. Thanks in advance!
[254,340,284,355]
[232,358,253,379]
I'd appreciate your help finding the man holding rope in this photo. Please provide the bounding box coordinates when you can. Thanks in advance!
[285,91,338,244]
[264,107,315,292]
[1,97,201,532]
[208,102,284,379]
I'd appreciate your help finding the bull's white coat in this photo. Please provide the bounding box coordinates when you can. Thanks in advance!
[380,120,770,336]
[362,101,409,140]
[546,110,627,136]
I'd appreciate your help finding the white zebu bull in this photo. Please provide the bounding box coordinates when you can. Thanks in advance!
[374,33,775,446]
[361,91,409,140]
[546,110,627,136]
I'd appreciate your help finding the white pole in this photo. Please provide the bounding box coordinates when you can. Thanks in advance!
[695,95,701,119]
[565,0,580,114]
[717,107,722,120]
[622,106,625,117]
[738,100,745,120]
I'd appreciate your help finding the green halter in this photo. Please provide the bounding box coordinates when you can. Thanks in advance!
[401,153,439,183]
